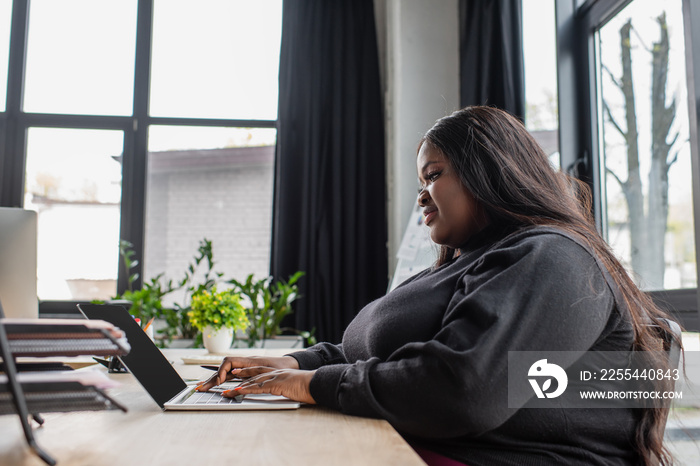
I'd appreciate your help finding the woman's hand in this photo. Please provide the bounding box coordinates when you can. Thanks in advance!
[196,355,299,392]
[223,368,317,404]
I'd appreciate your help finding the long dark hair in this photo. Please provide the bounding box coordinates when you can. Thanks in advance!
[421,106,679,465]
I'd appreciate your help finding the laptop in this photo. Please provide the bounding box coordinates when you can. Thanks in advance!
[77,304,300,411]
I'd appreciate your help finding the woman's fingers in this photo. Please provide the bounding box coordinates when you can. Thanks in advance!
[196,358,242,391]
[195,356,301,392]
[221,369,317,404]
[232,366,275,378]
[222,373,282,398]
[196,358,277,392]
[196,371,227,392]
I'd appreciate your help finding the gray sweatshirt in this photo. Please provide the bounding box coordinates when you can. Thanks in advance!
[290,225,638,465]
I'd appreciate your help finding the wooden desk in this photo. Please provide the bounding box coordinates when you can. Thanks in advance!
[0,349,425,465]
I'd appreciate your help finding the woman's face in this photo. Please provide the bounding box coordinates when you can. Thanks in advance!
[416,143,489,248]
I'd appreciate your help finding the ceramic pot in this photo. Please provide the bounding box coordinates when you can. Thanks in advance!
[202,325,234,354]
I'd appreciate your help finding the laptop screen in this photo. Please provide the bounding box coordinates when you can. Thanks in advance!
[77,304,187,408]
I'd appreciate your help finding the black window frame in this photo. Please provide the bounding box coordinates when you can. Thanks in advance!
[0,0,278,317]
[555,0,700,330]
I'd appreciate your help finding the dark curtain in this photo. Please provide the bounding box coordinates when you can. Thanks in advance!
[272,0,388,344]
[460,0,525,120]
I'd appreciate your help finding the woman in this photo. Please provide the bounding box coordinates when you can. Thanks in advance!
[198,106,678,465]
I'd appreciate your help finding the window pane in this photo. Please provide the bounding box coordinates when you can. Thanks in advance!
[24,128,123,301]
[23,0,137,115]
[597,0,696,291]
[150,0,282,120]
[0,0,11,112]
[523,0,559,168]
[145,126,275,302]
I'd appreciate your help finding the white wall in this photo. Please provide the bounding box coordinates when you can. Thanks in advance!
[377,0,461,275]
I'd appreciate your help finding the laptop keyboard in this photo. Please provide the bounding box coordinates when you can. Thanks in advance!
[182,383,243,405]
[187,390,241,405]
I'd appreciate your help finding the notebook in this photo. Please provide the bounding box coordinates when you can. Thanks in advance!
[77,304,300,411]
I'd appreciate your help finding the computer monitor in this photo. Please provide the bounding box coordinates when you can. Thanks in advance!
[0,207,38,319]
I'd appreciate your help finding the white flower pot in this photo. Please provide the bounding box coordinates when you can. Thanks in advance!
[202,325,234,354]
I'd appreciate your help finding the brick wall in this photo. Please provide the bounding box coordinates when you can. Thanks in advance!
[143,146,274,303]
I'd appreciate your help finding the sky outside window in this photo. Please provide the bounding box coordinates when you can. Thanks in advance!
[23,0,137,115]
[522,0,558,132]
[24,127,124,301]
[150,0,283,120]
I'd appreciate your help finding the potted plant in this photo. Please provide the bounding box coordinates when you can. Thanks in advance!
[188,286,249,353]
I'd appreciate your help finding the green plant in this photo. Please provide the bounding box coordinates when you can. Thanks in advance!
[113,240,179,325]
[227,274,267,345]
[160,238,224,345]
[228,271,312,347]
[107,238,225,347]
[187,286,249,333]
[108,239,311,349]
[268,271,306,339]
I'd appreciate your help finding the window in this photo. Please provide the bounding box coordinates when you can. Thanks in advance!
[144,0,282,293]
[150,0,281,120]
[0,0,11,112]
[523,0,560,168]
[145,126,276,296]
[596,0,695,291]
[0,0,283,315]
[23,0,137,115]
[556,0,700,329]
[24,128,124,301]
